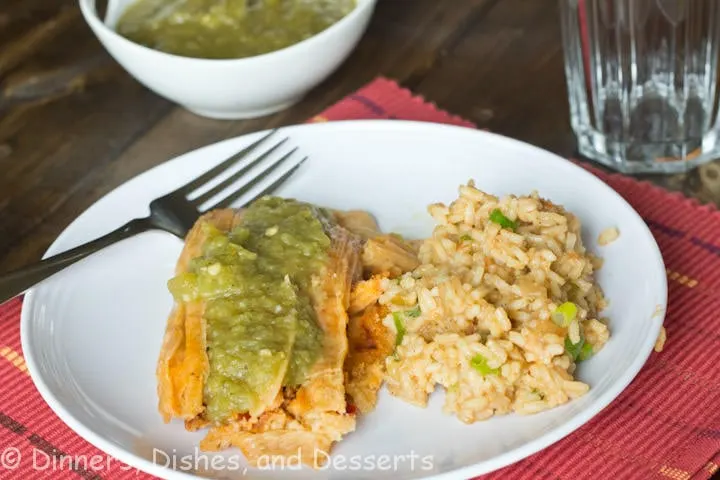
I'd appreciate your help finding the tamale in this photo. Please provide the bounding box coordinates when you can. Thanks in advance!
[157,198,362,466]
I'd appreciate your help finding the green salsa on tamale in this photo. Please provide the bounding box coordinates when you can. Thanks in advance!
[168,197,331,422]
[116,0,356,60]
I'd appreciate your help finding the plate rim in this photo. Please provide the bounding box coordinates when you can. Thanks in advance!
[20,119,668,480]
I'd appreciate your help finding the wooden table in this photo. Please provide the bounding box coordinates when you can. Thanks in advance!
[2,0,720,273]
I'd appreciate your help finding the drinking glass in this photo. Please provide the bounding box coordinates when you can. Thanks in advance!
[560,0,720,173]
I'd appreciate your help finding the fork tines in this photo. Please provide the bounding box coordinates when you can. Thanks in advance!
[182,130,306,211]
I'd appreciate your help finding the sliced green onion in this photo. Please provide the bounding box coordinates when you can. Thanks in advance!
[489,209,517,230]
[577,342,594,362]
[392,309,419,358]
[459,234,472,242]
[393,312,407,347]
[406,306,421,318]
[564,334,585,362]
[552,302,578,327]
[470,354,500,376]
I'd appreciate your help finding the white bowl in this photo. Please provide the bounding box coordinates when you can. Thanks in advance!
[78,0,376,119]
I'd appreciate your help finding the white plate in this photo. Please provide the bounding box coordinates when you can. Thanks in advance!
[21,120,666,480]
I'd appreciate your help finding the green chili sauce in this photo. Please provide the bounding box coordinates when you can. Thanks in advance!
[168,197,331,422]
[116,0,356,60]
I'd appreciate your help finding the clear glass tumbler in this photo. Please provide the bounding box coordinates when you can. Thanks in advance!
[560,0,720,174]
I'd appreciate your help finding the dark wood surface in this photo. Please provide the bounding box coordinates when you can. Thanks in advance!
[2,0,720,273]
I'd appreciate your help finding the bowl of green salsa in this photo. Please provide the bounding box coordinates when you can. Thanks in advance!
[79,0,376,118]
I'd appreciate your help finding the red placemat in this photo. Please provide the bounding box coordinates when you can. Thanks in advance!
[1,77,719,480]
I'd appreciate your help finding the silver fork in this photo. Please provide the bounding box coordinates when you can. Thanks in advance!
[0,130,305,304]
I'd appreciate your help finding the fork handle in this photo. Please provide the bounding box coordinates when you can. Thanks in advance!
[0,217,152,304]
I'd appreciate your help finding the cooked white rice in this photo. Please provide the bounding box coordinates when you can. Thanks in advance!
[380,181,610,422]
[654,326,667,352]
[598,226,620,246]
